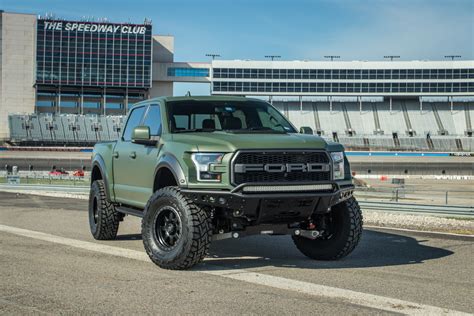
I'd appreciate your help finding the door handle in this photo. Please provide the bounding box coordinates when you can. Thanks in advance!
[129,151,137,159]
[113,152,119,158]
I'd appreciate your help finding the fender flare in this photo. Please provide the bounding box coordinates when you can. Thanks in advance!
[91,154,113,201]
[154,154,187,189]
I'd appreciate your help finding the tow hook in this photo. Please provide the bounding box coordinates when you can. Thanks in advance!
[294,229,321,240]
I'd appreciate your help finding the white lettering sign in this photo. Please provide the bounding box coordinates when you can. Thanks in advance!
[44,21,147,35]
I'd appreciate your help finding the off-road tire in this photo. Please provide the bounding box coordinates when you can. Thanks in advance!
[292,197,363,260]
[142,187,212,270]
[88,180,120,240]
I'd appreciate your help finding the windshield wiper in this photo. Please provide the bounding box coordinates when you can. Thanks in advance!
[247,127,273,131]
[225,127,287,134]
[173,128,220,133]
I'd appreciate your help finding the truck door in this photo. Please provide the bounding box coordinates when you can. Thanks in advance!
[113,104,162,207]
[130,104,163,205]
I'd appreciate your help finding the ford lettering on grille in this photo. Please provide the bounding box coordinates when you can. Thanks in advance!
[234,163,330,173]
[232,151,332,185]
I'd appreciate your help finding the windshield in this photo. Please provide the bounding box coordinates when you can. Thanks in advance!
[166,100,297,134]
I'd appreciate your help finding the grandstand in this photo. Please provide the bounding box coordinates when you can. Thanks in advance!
[8,114,124,146]
[273,100,474,152]
[7,100,474,151]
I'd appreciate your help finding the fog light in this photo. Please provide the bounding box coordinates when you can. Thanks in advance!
[218,197,227,205]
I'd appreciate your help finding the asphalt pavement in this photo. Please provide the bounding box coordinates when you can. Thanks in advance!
[0,192,473,315]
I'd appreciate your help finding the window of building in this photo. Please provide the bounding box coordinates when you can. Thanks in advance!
[167,67,209,77]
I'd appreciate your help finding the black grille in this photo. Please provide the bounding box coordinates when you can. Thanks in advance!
[232,151,331,185]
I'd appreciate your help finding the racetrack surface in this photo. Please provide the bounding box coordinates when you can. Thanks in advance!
[0,192,473,314]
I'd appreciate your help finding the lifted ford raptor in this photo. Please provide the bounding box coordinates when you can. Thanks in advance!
[89,96,362,270]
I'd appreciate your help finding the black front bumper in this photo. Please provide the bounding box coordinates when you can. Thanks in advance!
[181,183,354,224]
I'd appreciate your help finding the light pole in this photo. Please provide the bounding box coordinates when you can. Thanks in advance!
[205,54,220,95]
[384,55,400,61]
[205,53,221,60]
[264,55,281,61]
[444,55,461,61]
[324,55,340,61]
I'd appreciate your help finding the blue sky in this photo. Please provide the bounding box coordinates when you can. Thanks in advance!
[3,0,473,95]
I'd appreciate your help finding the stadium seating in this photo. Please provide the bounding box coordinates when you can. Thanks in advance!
[8,116,28,142]
[405,101,439,136]
[345,102,377,135]
[315,102,346,135]
[435,102,456,135]
[375,101,406,135]
[6,101,474,151]
[286,102,317,132]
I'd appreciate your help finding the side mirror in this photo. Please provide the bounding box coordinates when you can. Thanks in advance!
[300,126,314,135]
[132,126,157,146]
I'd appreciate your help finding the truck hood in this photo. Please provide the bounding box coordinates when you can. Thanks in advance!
[170,132,337,152]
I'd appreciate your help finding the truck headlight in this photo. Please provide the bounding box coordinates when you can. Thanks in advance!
[191,153,224,182]
[331,152,345,180]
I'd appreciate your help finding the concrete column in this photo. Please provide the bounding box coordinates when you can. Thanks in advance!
[209,65,213,95]
[34,88,38,114]
[124,87,129,114]
[80,88,84,115]
[359,96,362,113]
[299,96,303,114]
[103,87,107,115]
[419,97,423,113]
[389,96,392,113]
[57,87,61,114]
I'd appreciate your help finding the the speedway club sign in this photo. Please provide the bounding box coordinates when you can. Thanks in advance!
[42,21,147,35]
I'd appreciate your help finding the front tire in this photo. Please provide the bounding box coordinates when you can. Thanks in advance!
[292,197,363,260]
[142,187,212,270]
[88,180,120,240]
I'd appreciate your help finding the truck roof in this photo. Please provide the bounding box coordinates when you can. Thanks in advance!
[131,95,264,107]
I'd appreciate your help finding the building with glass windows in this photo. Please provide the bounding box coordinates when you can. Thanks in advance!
[1,11,179,139]
[211,60,474,97]
[1,10,474,148]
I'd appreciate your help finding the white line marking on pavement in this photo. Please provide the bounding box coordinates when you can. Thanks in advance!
[365,225,474,239]
[0,224,468,315]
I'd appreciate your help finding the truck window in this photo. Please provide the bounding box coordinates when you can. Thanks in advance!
[167,100,295,133]
[142,105,162,136]
[122,106,146,141]
[173,115,189,130]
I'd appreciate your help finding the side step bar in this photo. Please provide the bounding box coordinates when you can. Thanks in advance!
[116,206,144,218]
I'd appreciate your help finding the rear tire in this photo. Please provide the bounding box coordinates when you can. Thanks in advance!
[142,187,212,270]
[292,197,363,260]
[88,180,120,240]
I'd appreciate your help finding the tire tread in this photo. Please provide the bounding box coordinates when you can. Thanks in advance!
[90,180,120,240]
[142,187,212,270]
[292,197,363,260]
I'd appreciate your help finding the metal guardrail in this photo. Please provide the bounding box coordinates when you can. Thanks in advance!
[354,187,473,206]
[0,183,472,218]
[359,201,474,218]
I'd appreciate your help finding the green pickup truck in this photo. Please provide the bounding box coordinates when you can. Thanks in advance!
[89,96,362,270]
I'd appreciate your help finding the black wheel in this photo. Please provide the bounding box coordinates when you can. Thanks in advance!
[142,187,212,270]
[292,197,363,260]
[88,180,120,240]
